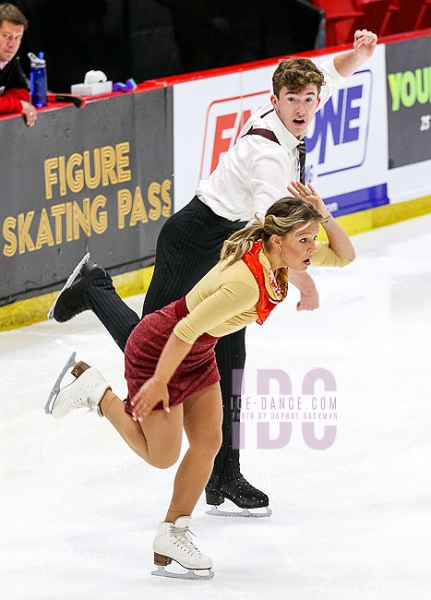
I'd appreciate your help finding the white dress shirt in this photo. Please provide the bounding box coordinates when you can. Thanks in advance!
[196,58,346,222]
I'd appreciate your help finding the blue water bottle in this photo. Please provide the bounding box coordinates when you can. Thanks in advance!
[28,52,47,107]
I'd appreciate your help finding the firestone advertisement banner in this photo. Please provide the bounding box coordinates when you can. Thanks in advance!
[173,44,389,216]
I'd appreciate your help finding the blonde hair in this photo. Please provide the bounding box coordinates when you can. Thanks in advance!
[221,198,323,266]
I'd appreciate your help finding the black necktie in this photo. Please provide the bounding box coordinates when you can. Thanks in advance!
[297,140,306,184]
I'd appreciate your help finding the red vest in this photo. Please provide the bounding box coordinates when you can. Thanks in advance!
[242,241,286,325]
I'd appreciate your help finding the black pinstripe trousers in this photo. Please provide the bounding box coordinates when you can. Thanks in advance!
[83,197,248,487]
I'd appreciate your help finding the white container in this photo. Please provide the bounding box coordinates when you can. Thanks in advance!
[70,81,113,96]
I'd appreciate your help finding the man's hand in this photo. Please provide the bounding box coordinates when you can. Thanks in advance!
[288,269,320,311]
[20,100,37,127]
[297,286,319,311]
[352,29,378,62]
[333,29,378,78]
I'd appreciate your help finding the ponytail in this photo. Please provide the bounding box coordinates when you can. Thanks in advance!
[220,219,265,265]
[220,198,323,267]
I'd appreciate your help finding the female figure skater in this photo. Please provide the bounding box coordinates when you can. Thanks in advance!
[46,183,355,579]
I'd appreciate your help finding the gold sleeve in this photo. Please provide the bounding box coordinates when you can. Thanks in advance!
[174,269,259,344]
[311,241,353,268]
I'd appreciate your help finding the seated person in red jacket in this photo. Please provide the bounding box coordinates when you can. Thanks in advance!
[0,3,37,126]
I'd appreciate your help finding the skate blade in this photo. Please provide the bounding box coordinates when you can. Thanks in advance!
[206,505,272,518]
[47,252,90,319]
[44,352,77,414]
[151,565,214,580]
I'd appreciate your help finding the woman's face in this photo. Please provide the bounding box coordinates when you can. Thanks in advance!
[275,221,319,270]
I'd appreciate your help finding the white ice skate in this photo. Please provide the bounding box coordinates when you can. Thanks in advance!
[47,252,90,319]
[151,516,214,580]
[44,352,111,418]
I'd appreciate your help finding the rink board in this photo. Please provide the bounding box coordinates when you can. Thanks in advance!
[1,30,431,330]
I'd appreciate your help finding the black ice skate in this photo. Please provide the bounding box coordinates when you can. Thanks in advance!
[206,477,272,518]
[47,253,108,321]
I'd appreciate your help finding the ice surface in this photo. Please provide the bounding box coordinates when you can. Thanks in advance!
[1,215,430,599]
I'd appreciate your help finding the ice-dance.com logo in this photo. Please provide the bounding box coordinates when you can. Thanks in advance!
[230,367,338,450]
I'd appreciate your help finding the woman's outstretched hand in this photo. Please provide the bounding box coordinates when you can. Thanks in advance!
[130,377,170,421]
[289,181,355,263]
[288,181,330,219]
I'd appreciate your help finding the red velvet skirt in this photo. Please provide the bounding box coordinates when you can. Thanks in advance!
[124,297,220,413]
